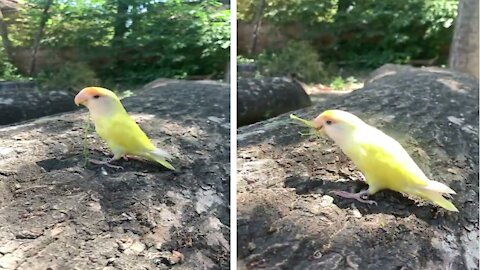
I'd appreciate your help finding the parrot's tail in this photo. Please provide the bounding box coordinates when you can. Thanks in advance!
[145,148,175,171]
[419,189,458,212]
[423,180,456,194]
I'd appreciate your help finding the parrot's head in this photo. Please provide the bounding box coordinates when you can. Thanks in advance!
[312,110,365,143]
[75,87,123,116]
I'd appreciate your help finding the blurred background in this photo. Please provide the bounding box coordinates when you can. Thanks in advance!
[237,0,475,91]
[0,0,230,90]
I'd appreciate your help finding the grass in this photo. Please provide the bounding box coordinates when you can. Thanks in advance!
[329,76,363,91]
[82,116,91,168]
[289,114,322,137]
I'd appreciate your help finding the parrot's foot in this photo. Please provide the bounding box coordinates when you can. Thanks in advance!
[330,189,377,205]
[122,155,143,161]
[89,158,124,170]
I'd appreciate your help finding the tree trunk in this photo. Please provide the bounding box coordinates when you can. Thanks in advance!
[249,0,265,56]
[449,0,479,78]
[29,0,53,76]
[0,8,13,62]
[112,0,129,47]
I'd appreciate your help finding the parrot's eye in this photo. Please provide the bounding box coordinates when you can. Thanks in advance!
[326,120,332,125]
[93,95,100,99]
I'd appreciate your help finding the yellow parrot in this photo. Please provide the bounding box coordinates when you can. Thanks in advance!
[74,87,175,170]
[290,110,457,212]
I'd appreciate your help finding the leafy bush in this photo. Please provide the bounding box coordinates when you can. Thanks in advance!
[0,48,24,81]
[256,41,328,83]
[329,76,359,90]
[36,62,99,91]
[237,55,255,64]
[9,0,230,83]
[238,0,337,25]
[104,0,230,83]
[0,61,24,81]
[324,0,458,67]
[238,0,457,68]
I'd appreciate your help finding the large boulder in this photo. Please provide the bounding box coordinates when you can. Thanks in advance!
[237,65,479,269]
[0,79,230,269]
[237,77,311,126]
[0,82,78,126]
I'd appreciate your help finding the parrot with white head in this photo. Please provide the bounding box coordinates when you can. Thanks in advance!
[291,110,457,211]
[74,87,175,170]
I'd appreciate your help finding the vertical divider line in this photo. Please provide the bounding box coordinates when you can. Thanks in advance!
[229,0,238,268]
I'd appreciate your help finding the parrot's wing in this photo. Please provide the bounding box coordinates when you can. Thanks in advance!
[95,113,176,170]
[356,127,430,187]
[350,126,457,211]
[97,114,156,154]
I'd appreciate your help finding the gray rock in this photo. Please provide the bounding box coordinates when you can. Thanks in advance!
[237,65,479,269]
[238,77,311,126]
[0,81,36,91]
[0,80,230,269]
[0,253,19,269]
[0,85,78,126]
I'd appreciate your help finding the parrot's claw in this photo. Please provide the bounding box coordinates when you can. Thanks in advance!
[89,158,124,170]
[330,190,377,205]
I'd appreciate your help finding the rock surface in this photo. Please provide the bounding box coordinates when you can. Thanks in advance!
[0,79,230,269]
[237,65,479,269]
[0,84,78,126]
[237,77,311,126]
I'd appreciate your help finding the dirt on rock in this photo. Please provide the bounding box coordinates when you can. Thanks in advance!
[237,66,479,270]
[0,79,230,269]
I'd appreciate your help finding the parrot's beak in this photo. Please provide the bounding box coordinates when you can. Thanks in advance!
[74,92,87,106]
[311,118,326,135]
[311,119,323,131]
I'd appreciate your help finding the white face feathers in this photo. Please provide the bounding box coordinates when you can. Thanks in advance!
[312,110,366,145]
[74,87,125,121]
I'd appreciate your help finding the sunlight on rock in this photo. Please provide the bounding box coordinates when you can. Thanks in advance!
[0,98,14,105]
[437,78,467,94]
[195,189,223,214]
[0,147,14,156]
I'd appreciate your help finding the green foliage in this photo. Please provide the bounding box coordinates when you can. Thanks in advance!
[329,76,346,90]
[103,0,230,82]
[36,62,99,90]
[6,0,229,84]
[238,0,337,25]
[0,48,25,81]
[237,55,255,64]
[238,0,458,68]
[9,0,112,47]
[82,116,91,168]
[329,76,358,90]
[256,41,328,83]
[117,90,135,100]
[0,61,25,81]
[325,0,458,67]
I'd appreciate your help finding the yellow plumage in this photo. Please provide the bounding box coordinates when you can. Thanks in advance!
[75,87,175,170]
[291,110,457,211]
